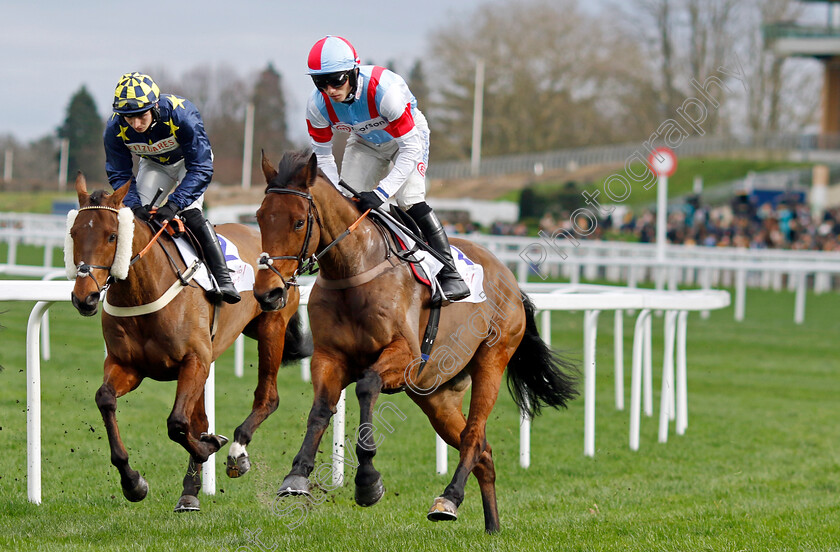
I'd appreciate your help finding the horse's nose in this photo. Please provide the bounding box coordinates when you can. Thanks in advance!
[72,291,101,317]
[256,287,287,312]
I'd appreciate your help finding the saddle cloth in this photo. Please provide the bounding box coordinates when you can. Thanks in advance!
[382,217,485,304]
[171,232,255,293]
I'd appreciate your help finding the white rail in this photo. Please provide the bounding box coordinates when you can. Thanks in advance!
[2,280,729,502]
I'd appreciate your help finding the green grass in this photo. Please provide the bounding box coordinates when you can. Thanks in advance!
[498,157,814,207]
[0,192,78,215]
[0,243,65,269]
[1,281,839,551]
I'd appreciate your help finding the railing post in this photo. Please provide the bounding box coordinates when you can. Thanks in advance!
[629,309,651,451]
[27,300,54,504]
[583,309,601,457]
[794,272,807,325]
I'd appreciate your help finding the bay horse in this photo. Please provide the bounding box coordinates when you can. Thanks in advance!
[67,173,309,512]
[254,151,578,533]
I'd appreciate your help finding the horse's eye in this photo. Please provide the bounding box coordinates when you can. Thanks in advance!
[294,220,305,230]
[108,233,117,243]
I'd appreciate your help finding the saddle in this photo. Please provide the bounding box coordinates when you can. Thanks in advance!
[381,206,441,300]
[146,217,253,296]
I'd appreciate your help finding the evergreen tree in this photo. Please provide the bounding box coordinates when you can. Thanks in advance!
[57,86,105,183]
[251,63,290,183]
[407,60,430,111]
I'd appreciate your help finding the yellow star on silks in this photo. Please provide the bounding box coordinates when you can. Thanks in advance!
[158,156,169,163]
[166,118,180,135]
[168,95,186,110]
[117,125,130,141]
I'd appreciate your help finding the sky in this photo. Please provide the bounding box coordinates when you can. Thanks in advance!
[0,0,495,144]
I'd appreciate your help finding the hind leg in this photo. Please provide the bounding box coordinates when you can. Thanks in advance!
[96,359,148,502]
[413,361,505,533]
[228,313,287,478]
[174,390,209,513]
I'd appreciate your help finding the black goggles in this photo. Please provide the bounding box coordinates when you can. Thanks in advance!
[312,71,350,90]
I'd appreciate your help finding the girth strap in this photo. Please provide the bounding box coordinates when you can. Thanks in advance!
[415,301,442,377]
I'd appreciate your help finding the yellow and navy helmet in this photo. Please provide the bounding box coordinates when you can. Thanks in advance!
[112,72,160,115]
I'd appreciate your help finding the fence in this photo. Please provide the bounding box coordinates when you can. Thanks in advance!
[2,278,729,503]
[4,220,840,324]
[426,132,829,180]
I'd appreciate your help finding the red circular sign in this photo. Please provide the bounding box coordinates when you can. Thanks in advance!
[647,147,677,177]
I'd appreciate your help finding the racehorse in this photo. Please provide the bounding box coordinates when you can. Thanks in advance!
[253,151,578,533]
[67,173,309,512]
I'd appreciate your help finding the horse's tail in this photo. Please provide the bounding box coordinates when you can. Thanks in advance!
[281,311,314,364]
[506,291,579,419]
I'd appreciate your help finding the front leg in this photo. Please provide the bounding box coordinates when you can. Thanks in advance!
[96,359,146,501]
[278,351,348,496]
[354,369,384,506]
[167,353,228,463]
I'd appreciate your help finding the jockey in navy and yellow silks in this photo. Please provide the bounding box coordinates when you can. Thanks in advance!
[103,72,240,304]
[104,86,213,212]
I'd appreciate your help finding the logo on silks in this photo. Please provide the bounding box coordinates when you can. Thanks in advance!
[334,123,352,133]
[417,162,426,177]
[451,246,473,266]
[217,235,247,281]
[218,235,237,262]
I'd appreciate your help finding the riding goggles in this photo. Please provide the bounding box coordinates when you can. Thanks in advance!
[312,71,350,91]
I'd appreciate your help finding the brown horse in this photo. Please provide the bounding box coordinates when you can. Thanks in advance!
[254,151,578,533]
[67,173,308,512]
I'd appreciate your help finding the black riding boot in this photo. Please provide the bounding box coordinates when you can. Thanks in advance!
[181,209,241,304]
[407,203,470,302]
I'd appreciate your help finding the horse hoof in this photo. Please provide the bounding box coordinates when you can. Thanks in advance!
[122,476,149,502]
[427,496,458,522]
[226,453,251,478]
[355,476,385,507]
[277,475,311,498]
[200,433,229,452]
[174,494,200,513]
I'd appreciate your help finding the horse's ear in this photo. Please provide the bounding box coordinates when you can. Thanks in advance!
[75,171,90,205]
[303,152,319,189]
[261,150,277,184]
[110,180,131,205]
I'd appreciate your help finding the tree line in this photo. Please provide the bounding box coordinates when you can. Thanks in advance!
[0,0,819,189]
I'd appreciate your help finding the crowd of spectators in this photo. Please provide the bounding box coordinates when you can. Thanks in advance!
[488,193,840,252]
[616,194,840,251]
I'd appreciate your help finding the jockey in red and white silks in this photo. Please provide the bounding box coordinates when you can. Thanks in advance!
[306,64,429,209]
[304,35,469,302]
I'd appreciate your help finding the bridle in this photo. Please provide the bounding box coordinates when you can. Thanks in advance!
[72,205,167,293]
[72,205,127,294]
[257,187,371,289]
[257,189,321,289]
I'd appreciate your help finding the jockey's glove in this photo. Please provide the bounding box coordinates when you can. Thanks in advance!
[154,201,179,225]
[131,204,153,221]
[356,190,384,213]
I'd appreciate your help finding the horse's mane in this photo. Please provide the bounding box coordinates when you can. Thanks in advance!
[267,150,314,192]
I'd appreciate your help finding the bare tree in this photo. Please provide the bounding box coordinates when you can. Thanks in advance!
[145,64,250,184]
[427,0,652,160]
[685,0,740,131]
[742,0,819,134]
